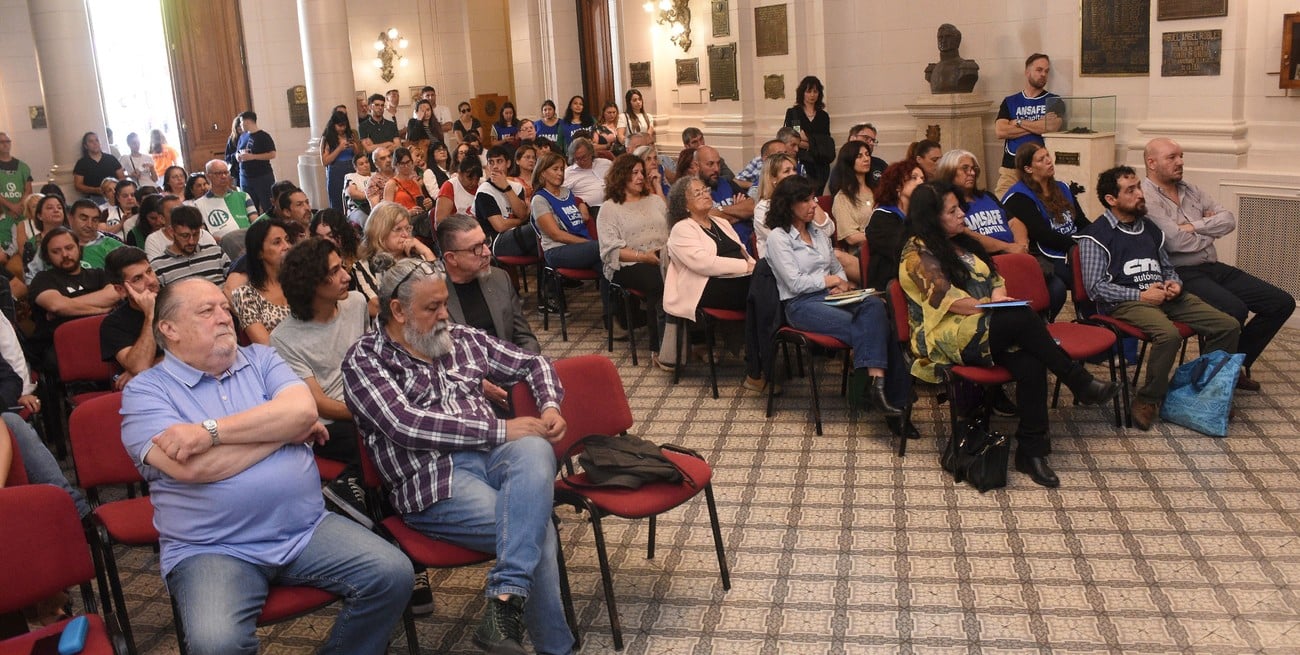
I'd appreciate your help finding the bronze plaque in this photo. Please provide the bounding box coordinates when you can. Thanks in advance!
[28,106,46,130]
[1055,151,1081,166]
[287,85,310,128]
[676,58,700,86]
[630,62,652,88]
[1158,0,1227,20]
[1081,0,1150,76]
[712,0,729,38]
[763,74,784,100]
[708,44,739,101]
[1162,29,1222,76]
[754,4,788,57]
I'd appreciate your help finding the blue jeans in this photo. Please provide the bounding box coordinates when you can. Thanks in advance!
[3,412,90,517]
[241,171,275,215]
[403,437,574,655]
[166,513,413,655]
[326,158,354,211]
[785,292,911,406]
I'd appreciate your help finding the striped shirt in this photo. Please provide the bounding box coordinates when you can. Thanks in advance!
[150,244,230,286]
[342,322,563,514]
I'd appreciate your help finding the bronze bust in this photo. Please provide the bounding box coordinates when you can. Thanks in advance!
[924,23,980,94]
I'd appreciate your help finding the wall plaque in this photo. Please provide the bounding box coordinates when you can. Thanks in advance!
[754,4,788,57]
[287,85,310,128]
[1282,13,1300,89]
[711,0,730,38]
[1162,29,1222,76]
[28,106,46,130]
[763,74,785,100]
[1081,0,1150,76]
[630,62,652,88]
[676,58,700,86]
[1055,151,1081,166]
[1158,0,1227,20]
[708,43,739,101]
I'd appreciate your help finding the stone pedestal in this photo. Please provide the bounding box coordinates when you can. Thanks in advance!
[1043,131,1116,221]
[904,93,993,174]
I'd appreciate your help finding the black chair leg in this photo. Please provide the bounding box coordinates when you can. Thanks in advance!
[402,605,420,655]
[703,483,731,590]
[587,512,623,651]
[807,344,823,435]
[647,514,656,559]
[704,316,719,399]
[99,533,139,655]
[540,269,551,332]
[553,517,581,649]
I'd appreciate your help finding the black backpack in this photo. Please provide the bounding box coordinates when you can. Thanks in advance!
[564,434,695,490]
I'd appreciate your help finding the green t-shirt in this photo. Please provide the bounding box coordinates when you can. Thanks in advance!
[81,234,125,269]
[0,158,32,249]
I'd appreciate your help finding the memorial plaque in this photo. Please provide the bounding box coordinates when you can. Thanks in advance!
[1081,0,1150,76]
[763,74,785,100]
[630,62,653,88]
[712,0,729,38]
[1055,152,1081,166]
[287,85,310,129]
[28,106,45,130]
[1158,0,1227,21]
[676,58,700,86]
[754,4,788,57]
[1162,29,1222,76]
[708,43,739,101]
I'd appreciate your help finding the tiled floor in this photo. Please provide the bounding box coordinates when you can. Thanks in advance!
[78,286,1300,653]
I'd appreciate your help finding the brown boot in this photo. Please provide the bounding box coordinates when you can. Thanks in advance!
[1131,399,1160,431]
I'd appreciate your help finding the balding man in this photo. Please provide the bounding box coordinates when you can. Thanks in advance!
[120,278,412,655]
[1141,138,1294,390]
[192,159,258,240]
[693,145,756,252]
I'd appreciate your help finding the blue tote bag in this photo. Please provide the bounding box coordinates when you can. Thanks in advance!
[1160,350,1244,437]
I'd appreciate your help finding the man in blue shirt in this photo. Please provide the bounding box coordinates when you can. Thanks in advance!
[120,278,412,655]
[993,54,1063,198]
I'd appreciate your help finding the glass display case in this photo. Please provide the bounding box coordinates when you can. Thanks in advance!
[1048,95,1117,134]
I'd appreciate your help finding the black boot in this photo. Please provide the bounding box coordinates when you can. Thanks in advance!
[1074,378,1119,406]
[886,415,920,438]
[866,376,902,417]
[1014,452,1059,488]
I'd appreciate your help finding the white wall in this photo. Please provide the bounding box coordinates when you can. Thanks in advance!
[0,0,53,185]
[241,0,312,190]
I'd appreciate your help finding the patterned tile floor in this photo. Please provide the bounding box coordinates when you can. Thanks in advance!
[81,286,1300,653]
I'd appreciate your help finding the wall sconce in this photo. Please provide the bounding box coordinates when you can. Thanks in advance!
[644,0,691,52]
[372,28,409,83]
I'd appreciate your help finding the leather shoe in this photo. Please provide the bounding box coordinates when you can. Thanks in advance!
[1014,453,1059,488]
[1131,399,1159,431]
[886,415,920,439]
[866,376,902,417]
[1075,378,1119,406]
[990,386,1018,416]
[1236,373,1260,392]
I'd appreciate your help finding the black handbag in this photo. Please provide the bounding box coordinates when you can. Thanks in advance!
[562,434,696,490]
[940,416,1010,493]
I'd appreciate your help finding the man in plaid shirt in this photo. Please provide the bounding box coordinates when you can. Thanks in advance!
[342,258,574,655]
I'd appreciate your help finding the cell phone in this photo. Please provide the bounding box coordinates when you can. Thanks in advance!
[792,125,801,134]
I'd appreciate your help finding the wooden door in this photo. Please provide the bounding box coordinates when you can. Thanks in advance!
[576,0,616,109]
[161,0,253,168]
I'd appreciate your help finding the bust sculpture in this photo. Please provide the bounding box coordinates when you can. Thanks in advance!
[924,23,980,94]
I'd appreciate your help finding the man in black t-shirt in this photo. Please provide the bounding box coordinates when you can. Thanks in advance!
[100,247,162,376]
[234,111,278,215]
[28,227,120,353]
[358,93,400,155]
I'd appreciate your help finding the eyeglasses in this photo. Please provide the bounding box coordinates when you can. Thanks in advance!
[391,224,414,235]
[389,260,443,302]
[447,239,491,255]
[210,170,231,177]
[687,186,711,199]
[396,159,413,166]
[460,108,471,114]
[863,137,879,145]
[958,164,981,175]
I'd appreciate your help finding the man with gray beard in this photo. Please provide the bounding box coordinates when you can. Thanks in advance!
[341,258,574,655]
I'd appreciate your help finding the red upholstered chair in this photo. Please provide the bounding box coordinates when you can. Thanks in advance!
[672,306,747,399]
[2,421,26,486]
[858,239,871,291]
[540,212,602,341]
[511,354,730,651]
[993,253,1123,426]
[1067,247,1195,427]
[49,314,118,457]
[766,326,851,435]
[816,194,834,220]
[68,392,155,655]
[887,281,1013,457]
[0,484,125,654]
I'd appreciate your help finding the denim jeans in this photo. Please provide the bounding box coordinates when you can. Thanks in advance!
[403,437,574,655]
[166,513,413,655]
[784,292,911,406]
[3,412,90,517]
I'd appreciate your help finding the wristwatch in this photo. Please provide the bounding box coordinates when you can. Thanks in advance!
[1015,118,1023,128]
[202,419,220,447]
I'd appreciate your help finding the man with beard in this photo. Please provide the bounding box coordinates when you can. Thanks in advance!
[150,206,230,285]
[437,214,538,353]
[689,144,756,253]
[993,54,1063,198]
[120,278,412,655]
[342,258,573,655]
[100,247,164,376]
[1141,137,1294,391]
[270,237,369,527]
[1078,166,1240,430]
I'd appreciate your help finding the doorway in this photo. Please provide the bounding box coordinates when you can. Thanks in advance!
[576,0,617,107]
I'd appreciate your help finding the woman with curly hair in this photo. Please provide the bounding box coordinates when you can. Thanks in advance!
[598,154,668,340]
[864,159,925,291]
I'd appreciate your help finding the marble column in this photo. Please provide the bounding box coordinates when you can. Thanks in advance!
[296,0,358,209]
[28,0,109,196]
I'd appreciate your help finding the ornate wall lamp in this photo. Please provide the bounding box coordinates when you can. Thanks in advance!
[644,0,691,52]
[372,28,409,83]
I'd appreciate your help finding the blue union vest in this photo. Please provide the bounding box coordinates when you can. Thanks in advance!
[1002,91,1059,159]
[1077,214,1167,291]
[1002,180,1078,260]
[963,193,1014,243]
[536,188,590,238]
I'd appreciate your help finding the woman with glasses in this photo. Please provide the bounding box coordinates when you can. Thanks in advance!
[161,165,188,198]
[899,181,1117,487]
[452,102,482,144]
[231,217,295,344]
[354,202,437,318]
[766,175,911,430]
[937,149,1028,257]
[383,147,433,215]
